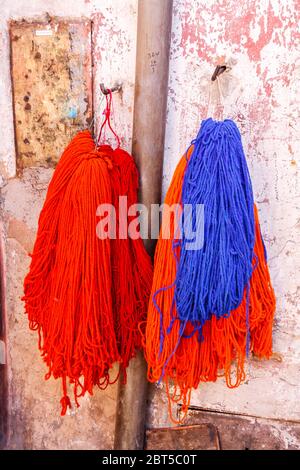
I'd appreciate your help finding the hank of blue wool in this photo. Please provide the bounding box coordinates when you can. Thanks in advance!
[174,118,255,329]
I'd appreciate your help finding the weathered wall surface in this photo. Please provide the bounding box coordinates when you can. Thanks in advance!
[10,19,93,169]
[0,0,299,450]
[0,0,137,450]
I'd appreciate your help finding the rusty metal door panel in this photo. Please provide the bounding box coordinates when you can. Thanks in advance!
[146,408,300,450]
[145,424,220,450]
[10,19,93,170]
[185,408,300,450]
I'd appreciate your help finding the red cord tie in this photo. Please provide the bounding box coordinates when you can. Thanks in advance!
[96,89,121,149]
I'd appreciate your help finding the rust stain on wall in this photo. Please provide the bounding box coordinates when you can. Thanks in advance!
[10,19,93,170]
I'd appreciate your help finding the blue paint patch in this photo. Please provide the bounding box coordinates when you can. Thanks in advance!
[67,107,77,119]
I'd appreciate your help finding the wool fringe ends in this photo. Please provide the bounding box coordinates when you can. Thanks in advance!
[144,151,275,424]
[23,131,152,415]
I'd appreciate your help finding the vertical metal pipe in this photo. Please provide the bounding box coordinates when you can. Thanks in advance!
[114,0,173,450]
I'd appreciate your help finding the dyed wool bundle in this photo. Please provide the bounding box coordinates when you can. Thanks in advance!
[175,118,255,328]
[97,90,153,379]
[23,130,152,414]
[23,131,118,414]
[109,146,153,378]
[145,118,275,422]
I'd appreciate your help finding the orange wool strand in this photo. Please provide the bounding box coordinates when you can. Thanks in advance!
[23,131,119,414]
[144,151,275,422]
[109,146,153,378]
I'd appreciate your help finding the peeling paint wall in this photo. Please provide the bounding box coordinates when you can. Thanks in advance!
[0,0,299,450]
[151,0,300,429]
[0,0,137,450]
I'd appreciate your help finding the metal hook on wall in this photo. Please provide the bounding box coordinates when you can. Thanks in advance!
[89,82,122,132]
[211,65,227,81]
[100,82,122,95]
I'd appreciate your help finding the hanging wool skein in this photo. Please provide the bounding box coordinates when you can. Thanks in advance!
[145,118,275,422]
[23,132,119,415]
[176,118,255,331]
[23,90,152,414]
[98,91,153,378]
